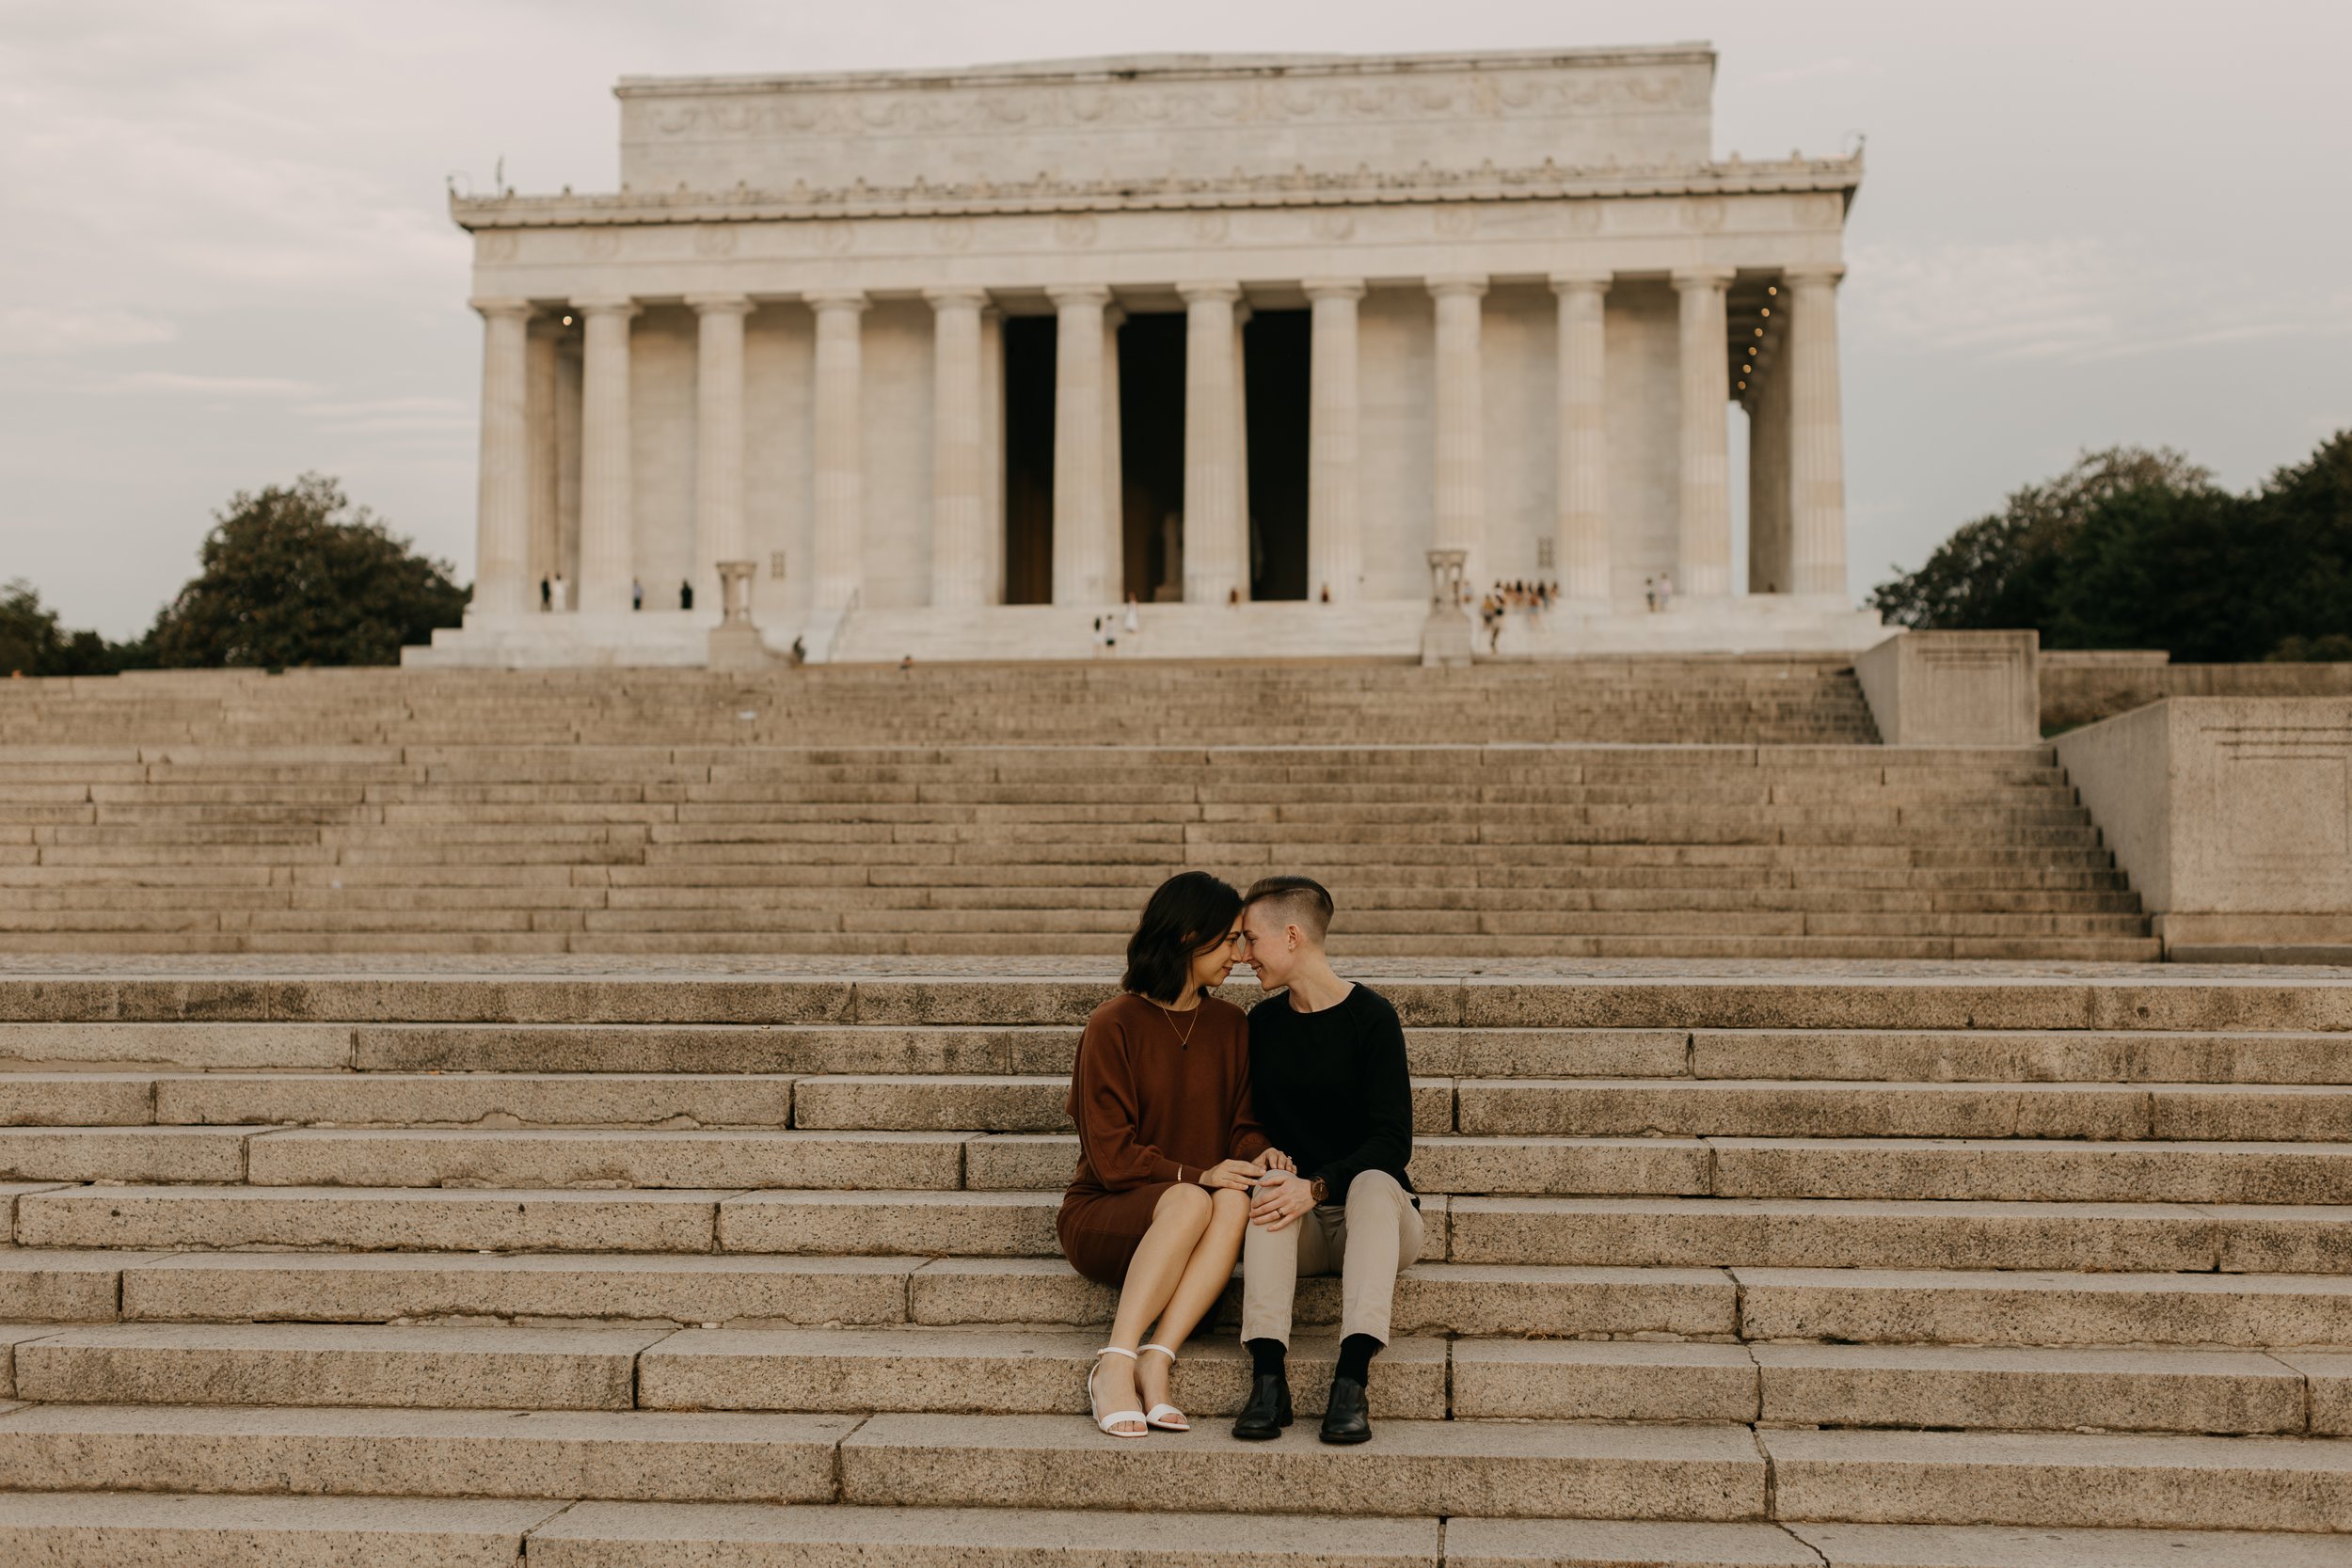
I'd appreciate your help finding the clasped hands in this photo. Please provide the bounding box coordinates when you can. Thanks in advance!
[1195,1149,1313,1230]
[1192,1148,1317,1232]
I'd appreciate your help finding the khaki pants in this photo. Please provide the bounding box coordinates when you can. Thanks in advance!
[1239,1168,1422,1346]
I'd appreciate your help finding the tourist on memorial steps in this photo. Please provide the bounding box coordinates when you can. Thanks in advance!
[1057,871,1293,1439]
[1231,875,1419,1445]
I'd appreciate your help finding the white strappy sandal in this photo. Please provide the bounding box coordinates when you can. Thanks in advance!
[1089,1346,1148,1439]
[1140,1342,1188,1432]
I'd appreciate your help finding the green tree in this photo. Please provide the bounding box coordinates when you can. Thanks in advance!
[0,580,62,676]
[0,580,149,677]
[147,474,468,668]
[1868,447,2210,631]
[2045,480,2251,659]
[2249,431,2352,659]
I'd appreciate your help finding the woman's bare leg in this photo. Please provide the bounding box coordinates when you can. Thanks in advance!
[1137,1186,1250,1411]
[1097,1184,1214,1426]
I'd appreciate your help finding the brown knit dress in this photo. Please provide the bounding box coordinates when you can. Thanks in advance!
[1057,991,1269,1287]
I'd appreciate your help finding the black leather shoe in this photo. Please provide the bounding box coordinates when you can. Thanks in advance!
[1319,1375,1372,1444]
[1231,1372,1293,1439]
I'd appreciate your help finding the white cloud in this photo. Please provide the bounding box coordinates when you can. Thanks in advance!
[105,371,318,397]
[1846,240,2351,367]
[0,306,178,355]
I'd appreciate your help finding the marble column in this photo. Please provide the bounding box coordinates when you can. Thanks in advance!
[1784,265,1850,599]
[1304,278,1364,603]
[574,295,639,614]
[979,308,1006,605]
[688,294,752,613]
[469,299,533,618]
[1672,267,1736,598]
[1179,282,1243,605]
[1047,285,1111,607]
[925,288,990,608]
[524,321,559,594]
[1550,273,1612,605]
[807,290,867,613]
[1102,306,1126,602]
[1429,275,1487,591]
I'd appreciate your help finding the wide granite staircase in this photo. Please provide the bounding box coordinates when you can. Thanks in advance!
[0,962,2346,1562]
[0,661,2155,961]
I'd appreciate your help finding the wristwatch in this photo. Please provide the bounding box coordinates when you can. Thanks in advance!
[1309,1177,1329,1204]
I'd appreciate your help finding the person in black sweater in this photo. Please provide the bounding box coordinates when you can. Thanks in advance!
[1230,875,1421,1445]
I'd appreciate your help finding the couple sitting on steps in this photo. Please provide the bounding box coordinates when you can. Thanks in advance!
[1057,871,1420,1444]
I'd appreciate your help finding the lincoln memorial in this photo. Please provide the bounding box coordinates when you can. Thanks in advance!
[412,44,1887,666]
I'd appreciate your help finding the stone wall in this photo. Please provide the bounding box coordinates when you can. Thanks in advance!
[2042,651,2352,731]
[2054,696,2352,960]
[614,49,1717,194]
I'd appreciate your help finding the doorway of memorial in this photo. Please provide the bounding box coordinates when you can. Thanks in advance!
[1117,313,1186,602]
[1001,314,1057,605]
[1244,309,1310,601]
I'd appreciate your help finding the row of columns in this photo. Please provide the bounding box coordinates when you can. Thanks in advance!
[469,265,1846,619]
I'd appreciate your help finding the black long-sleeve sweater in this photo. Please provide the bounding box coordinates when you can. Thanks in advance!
[1246,982,1417,1205]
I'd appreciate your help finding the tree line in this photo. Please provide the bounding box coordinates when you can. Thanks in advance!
[1869,429,2352,662]
[8,430,2349,675]
[3,475,467,676]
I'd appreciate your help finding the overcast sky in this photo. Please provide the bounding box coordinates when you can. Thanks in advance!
[3,0,2345,639]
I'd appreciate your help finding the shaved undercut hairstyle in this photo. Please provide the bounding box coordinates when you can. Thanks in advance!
[1244,875,1335,945]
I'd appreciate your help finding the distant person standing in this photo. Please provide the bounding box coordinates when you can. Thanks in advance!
[631,578,644,611]
[679,579,694,611]
[1656,572,1674,611]
[549,573,570,612]
[539,577,551,612]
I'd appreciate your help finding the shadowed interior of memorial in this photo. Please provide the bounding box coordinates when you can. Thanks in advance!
[1002,316,1056,607]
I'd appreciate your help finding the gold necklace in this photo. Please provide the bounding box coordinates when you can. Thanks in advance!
[1152,998,1201,1048]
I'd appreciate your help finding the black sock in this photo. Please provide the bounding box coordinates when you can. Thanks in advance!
[1336,1333,1381,1387]
[1246,1338,1287,1379]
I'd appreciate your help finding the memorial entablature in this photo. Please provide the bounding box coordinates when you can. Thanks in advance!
[414,45,1887,666]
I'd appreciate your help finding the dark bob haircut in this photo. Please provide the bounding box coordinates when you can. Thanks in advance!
[1120,871,1243,1005]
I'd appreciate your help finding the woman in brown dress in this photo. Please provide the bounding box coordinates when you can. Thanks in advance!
[1060,871,1294,1438]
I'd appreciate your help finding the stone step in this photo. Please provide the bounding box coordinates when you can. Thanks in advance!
[1765,1428,2352,1532]
[838,1413,1763,1520]
[15,974,2341,1032]
[145,1120,2352,1204]
[105,1253,1733,1339]
[1458,1079,2352,1141]
[321,1020,2352,1085]
[831,1413,2352,1530]
[12,1323,671,1410]
[0,1492,569,1567]
[30,1245,2352,1350]
[1448,1196,2346,1273]
[530,1502,1443,1567]
[149,1071,802,1128]
[233,1128,980,1189]
[29,1182,2352,1274]
[21,1320,2334,1435]
[0,1402,854,1502]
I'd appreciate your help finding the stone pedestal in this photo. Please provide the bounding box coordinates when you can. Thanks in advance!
[707,561,770,671]
[1855,630,2040,746]
[1421,548,1473,668]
